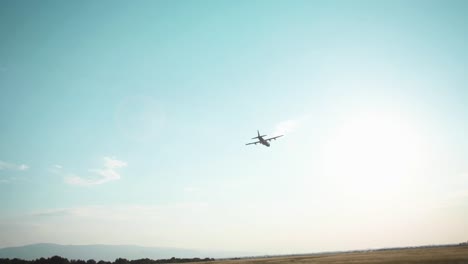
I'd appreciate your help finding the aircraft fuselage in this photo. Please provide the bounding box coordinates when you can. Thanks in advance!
[259,137,270,147]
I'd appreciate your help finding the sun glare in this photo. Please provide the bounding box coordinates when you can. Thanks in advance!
[319,111,428,202]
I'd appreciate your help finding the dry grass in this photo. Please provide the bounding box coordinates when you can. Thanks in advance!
[211,246,468,264]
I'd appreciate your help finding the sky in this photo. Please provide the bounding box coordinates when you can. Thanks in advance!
[1,0,468,255]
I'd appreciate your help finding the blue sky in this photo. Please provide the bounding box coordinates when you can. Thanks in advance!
[1,0,467,254]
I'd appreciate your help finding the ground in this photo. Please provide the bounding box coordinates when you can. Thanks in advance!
[211,246,468,264]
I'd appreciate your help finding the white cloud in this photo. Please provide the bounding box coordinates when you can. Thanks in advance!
[103,156,127,169]
[60,157,127,186]
[18,164,29,170]
[0,160,29,171]
[272,118,302,136]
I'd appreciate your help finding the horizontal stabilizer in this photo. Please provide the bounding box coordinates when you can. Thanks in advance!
[252,135,267,139]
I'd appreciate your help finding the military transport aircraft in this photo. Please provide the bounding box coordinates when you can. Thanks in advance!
[245,130,283,147]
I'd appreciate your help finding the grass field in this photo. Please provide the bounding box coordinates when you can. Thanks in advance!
[213,246,468,264]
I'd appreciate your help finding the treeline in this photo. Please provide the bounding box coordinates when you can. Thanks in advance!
[0,256,215,264]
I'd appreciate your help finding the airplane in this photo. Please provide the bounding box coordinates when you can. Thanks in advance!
[245,130,283,147]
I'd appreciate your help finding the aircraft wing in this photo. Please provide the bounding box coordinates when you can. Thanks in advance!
[245,141,260,145]
[266,135,283,142]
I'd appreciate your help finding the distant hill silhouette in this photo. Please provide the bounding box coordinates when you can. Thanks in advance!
[0,244,253,261]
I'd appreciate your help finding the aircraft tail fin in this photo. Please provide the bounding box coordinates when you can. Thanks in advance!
[252,130,267,139]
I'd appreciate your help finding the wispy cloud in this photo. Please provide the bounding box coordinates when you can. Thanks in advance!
[0,160,29,171]
[25,203,209,221]
[57,157,127,186]
[272,118,303,136]
[29,208,73,218]
[0,203,213,248]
